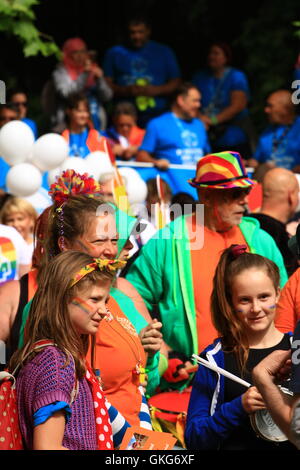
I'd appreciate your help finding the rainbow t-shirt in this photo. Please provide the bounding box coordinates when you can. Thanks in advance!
[0,237,17,283]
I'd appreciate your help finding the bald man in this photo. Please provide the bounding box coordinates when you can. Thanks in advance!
[248,167,299,275]
[249,89,300,170]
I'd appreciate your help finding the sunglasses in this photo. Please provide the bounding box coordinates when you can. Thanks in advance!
[226,188,251,200]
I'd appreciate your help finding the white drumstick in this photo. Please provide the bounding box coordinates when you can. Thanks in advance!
[192,354,251,388]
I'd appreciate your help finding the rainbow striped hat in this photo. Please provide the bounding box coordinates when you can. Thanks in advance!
[188,151,255,189]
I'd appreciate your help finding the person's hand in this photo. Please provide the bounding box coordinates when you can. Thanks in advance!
[198,114,212,129]
[84,60,103,78]
[139,318,163,357]
[252,350,292,386]
[122,146,138,160]
[154,159,170,170]
[241,386,266,414]
[112,144,125,157]
[90,64,104,78]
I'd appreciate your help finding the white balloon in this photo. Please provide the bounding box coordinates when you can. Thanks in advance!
[86,151,114,181]
[6,163,42,197]
[60,157,90,174]
[47,167,62,186]
[118,167,148,204]
[31,133,69,171]
[0,120,35,165]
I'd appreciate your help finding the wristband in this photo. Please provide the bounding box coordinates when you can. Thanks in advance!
[210,115,219,126]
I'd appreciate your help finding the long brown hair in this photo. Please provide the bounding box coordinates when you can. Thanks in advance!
[9,250,114,378]
[211,245,280,373]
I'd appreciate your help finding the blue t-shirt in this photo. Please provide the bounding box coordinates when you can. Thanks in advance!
[103,40,180,113]
[192,67,250,146]
[68,128,90,158]
[254,116,300,169]
[22,117,38,139]
[140,111,211,165]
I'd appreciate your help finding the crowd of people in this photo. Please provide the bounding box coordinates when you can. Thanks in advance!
[1,15,300,452]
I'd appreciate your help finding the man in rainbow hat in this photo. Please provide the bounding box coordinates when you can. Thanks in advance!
[126,151,288,389]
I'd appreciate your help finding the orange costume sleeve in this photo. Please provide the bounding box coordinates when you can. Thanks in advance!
[88,296,146,426]
[275,268,300,333]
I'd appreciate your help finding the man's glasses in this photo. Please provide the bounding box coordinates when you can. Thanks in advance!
[224,187,251,200]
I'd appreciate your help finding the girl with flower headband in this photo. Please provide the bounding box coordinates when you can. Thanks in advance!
[6,169,162,429]
[9,250,128,450]
[185,244,294,450]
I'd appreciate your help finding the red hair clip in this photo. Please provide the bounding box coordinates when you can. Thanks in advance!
[230,244,247,258]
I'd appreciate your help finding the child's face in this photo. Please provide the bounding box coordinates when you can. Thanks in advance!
[114,114,135,139]
[231,268,279,339]
[68,101,90,128]
[5,211,33,241]
[68,280,111,335]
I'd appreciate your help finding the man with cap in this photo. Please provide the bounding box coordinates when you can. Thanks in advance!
[126,151,288,389]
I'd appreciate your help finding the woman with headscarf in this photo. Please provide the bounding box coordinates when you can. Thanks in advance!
[52,37,113,131]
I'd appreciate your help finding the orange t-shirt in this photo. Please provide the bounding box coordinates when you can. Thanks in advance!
[89,296,146,426]
[275,268,300,333]
[187,215,249,353]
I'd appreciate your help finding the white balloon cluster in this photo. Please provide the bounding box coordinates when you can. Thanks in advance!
[0,121,148,206]
[0,121,69,197]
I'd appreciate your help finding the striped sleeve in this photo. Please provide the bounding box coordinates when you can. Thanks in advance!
[138,386,152,430]
[105,399,131,448]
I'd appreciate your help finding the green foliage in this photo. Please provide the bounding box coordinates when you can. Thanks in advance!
[0,0,60,58]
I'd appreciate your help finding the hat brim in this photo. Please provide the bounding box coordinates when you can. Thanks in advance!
[188,177,256,189]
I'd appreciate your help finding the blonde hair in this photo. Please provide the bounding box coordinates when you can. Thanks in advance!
[9,250,114,378]
[0,197,37,229]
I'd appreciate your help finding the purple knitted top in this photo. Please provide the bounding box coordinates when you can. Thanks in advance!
[16,346,97,450]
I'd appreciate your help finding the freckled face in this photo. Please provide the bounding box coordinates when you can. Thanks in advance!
[231,268,279,337]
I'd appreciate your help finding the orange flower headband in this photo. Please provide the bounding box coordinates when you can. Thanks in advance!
[70,258,126,287]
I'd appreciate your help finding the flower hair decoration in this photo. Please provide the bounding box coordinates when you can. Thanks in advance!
[70,258,127,287]
[230,244,247,259]
[49,169,102,207]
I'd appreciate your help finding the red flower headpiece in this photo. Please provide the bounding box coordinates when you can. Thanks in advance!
[49,169,102,207]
